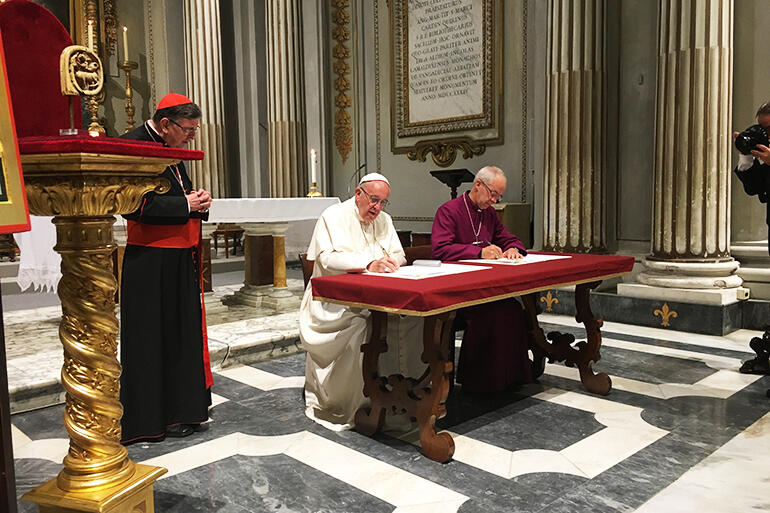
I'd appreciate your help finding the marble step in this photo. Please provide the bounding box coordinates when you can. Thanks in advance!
[0,260,19,278]
[5,281,308,414]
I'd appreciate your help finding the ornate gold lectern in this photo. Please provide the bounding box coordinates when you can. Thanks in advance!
[19,137,203,513]
[0,3,205,510]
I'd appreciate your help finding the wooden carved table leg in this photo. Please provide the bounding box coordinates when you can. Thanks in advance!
[521,294,547,380]
[354,310,456,462]
[574,282,612,394]
[354,311,388,435]
[521,281,611,395]
[415,312,456,462]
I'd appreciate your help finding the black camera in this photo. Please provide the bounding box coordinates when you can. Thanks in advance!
[735,124,769,155]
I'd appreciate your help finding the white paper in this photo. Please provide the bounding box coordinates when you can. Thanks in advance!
[365,263,490,280]
[458,254,572,266]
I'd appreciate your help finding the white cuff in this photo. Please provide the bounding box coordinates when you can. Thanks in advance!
[736,154,755,171]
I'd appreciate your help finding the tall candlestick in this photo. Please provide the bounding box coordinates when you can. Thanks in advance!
[87,20,94,51]
[122,26,129,61]
[310,148,317,183]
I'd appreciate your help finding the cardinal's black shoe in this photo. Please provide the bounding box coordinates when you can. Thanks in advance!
[165,424,194,438]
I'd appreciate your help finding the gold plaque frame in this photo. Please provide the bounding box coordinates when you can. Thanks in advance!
[391,0,503,166]
[0,36,29,234]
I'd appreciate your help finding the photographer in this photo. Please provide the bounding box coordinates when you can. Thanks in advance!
[734,102,770,231]
[734,101,770,377]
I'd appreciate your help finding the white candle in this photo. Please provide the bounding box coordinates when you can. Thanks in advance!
[87,20,94,51]
[310,148,318,183]
[122,26,129,62]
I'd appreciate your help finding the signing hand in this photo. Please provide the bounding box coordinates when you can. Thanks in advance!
[502,247,523,260]
[367,257,400,273]
[481,244,503,259]
[751,144,770,165]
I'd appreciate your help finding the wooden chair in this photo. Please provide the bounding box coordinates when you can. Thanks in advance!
[211,223,244,258]
[299,252,314,288]
[404,244,432,264]
[403,244,459,392]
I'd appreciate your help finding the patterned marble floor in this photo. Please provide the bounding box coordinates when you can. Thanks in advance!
[10,314,770,512]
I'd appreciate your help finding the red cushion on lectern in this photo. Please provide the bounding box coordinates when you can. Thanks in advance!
[18,135,204,161]
[0,0,81,137]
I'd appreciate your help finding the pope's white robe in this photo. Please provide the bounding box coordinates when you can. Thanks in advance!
[299,198,425,431]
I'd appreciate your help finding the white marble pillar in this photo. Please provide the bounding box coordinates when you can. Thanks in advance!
[542,0,606,252]
[183,0,228,198]
[265,0,308,198]
[623,0,745,303]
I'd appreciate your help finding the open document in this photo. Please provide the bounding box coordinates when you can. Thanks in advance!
[458,253,572,266]
[365,262,491,280]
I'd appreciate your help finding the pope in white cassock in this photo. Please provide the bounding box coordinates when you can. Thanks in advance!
[299,173,424,431]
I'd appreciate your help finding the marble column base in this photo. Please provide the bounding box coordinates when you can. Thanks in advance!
[732,241,770,300]
[617,283,750,306]
[203,292,228,315]
[637,258,742,289]
[229,284,274,307]
[262,288,300,310]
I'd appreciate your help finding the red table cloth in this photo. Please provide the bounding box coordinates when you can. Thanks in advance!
[312,252,635,316]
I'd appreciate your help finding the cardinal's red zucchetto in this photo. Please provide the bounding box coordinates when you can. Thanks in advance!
[156,92,193,110]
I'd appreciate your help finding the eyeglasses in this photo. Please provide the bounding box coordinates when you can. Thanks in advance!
[480,180,502,201]
[358,187,390,208]
[169,118,198,135]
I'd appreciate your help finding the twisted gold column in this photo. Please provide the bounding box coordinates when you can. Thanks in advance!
[21,151,178,512]
[55,216,131,491]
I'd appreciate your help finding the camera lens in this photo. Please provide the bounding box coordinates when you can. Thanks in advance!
[735,124,769,155]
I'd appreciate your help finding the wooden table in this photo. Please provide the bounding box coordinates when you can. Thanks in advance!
[311,253,635,463]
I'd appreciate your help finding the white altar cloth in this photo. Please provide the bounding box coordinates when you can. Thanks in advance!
[12,198,340,292]
[207,197,340,223]
[13,216,60,292]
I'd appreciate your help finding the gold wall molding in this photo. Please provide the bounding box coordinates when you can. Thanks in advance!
[102,0,118,57]
[519,0,528,202]
[146,0,157,108]
[406,137,486,168]
[374,0,382,171]
[332,0,353,163]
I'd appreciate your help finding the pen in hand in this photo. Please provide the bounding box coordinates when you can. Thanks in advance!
[378,241,391,259]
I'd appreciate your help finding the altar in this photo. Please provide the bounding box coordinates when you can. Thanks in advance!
[207,197,339,307]
[14,198,339,299]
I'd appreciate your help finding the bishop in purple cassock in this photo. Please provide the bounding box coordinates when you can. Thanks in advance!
[431,166,533,392]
